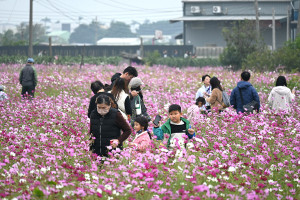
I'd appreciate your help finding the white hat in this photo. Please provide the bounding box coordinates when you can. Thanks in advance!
[129,77,144,89]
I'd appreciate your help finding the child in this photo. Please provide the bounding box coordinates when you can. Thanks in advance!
[187,97,206,122]
[129,116,152,152]
[153,104,195,149]
[0,85,8,101]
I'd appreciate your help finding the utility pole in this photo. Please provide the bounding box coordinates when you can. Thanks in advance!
[140,37,144,58]
[272,8,276,51]
[287,6,290,41]
[28,0,33,57]
[297,2,300,36]
[254,0,260,39]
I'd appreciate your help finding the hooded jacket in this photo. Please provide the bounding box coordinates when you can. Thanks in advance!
[268,86,295,113]
[230,81,260,113]
[19,64,38,87]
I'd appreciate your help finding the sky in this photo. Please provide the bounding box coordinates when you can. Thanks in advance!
[0,0,183,29]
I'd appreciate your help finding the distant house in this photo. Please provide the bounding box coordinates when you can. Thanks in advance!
[171,0,299,57]
[96,38,141,45]
[47,31,71,44]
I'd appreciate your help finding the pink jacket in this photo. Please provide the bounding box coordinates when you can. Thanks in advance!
[132,131,151,152]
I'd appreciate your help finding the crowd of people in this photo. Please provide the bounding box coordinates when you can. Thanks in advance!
[85,65,296,158]
[0,59,296,158]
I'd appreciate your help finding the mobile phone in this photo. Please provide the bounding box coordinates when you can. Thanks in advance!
[153,115,161,126]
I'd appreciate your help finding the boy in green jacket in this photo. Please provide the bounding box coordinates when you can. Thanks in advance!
[153,104,195,148]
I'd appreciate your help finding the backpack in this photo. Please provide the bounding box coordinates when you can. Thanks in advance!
[222,91,231,108]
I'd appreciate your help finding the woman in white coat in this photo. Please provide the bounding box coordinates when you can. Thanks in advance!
[268,76,295,113]
[111,78,132,120]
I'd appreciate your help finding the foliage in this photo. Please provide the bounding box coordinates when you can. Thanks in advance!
[272,36,300,72]
[242,48,275,72]
[104,21,136,38]
[0,54,219,68]
[0,22,46,46]
[69,21,106,44]
[0,55,121,66]
[220,20,264,70]
[144,50,161,66]
[242,36,300,72]
[0,64,299,199]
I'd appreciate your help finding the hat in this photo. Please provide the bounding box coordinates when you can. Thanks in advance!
[0,85,3,91]
[129,77,144,89]
[27,58,34,63]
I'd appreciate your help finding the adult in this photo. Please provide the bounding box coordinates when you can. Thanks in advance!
[19,58,38,99]
[129,77,150,127]
[87,80,117,118]
[230,71,260,113]
[195,74,211,111]
[268,76,295,113]
[111,78,132,120]
[205,77,223,112]
[89,94,131,157]
[109,66,138,90]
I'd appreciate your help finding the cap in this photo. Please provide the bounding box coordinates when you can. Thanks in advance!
[27,58,34,63]
[129,77,144,89]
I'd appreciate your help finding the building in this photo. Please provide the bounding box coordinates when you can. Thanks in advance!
[47,31,71,44]
[171,0,299,57]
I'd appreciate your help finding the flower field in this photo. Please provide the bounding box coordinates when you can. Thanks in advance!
[0,64,299,199]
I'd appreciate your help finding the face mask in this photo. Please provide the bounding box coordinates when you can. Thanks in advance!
[97,108,110,116]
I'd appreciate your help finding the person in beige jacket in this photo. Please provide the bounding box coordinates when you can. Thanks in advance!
[205,77,224,112]
[268,76,295,113]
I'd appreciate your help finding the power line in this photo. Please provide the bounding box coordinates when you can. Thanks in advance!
[45,0,76,22]
[7,0,18,23]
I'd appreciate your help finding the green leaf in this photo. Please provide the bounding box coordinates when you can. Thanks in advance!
[33,187,44,198]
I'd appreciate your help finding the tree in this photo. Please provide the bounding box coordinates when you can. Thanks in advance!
[1,29,15,46]
[220,20,264,70]
[104,21,135,38]
[69,20,105,44]
[0,22,46,46]
[136,20,182,36]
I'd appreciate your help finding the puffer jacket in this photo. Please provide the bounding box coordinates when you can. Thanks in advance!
[90,108,131,156]
[131,131,151,152]
[230,81,260,113]
[19,64,37,87]
[268,86,295,113]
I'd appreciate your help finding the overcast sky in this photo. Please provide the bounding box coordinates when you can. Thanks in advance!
[0,0,183,27]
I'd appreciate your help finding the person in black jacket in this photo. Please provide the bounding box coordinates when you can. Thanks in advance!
[19,58,38,99]
[87,80,117,118]
[90,94,131,157]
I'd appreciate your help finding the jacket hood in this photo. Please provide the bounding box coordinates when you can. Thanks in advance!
[272,86,291,95]
[237,81,253,89]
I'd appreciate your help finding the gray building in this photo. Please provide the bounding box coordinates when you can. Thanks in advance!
[171,0,299,57]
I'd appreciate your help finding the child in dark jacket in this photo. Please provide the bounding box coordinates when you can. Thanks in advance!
[153,104,195,149]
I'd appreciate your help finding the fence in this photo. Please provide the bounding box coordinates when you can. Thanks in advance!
[0,45,193,58]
